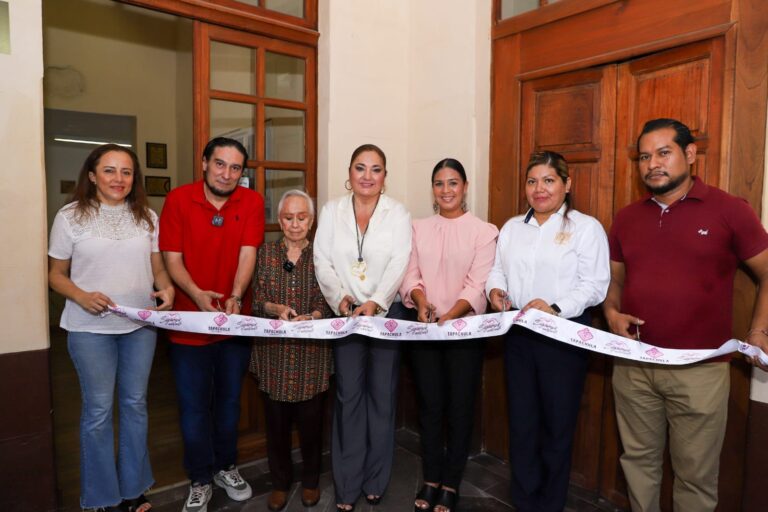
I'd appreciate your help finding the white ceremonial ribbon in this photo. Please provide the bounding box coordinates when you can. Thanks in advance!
[110,305,768,366]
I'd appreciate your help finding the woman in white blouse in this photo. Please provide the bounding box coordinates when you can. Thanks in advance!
[485,151,609,512]
[314,144,411,512]
[48,145,174,512]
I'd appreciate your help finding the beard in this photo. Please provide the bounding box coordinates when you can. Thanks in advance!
[204,172,237,198]
[643,170,690,195]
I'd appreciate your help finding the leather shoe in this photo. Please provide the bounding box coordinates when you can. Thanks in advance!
[268,490,288,511]
[301,487,321,507]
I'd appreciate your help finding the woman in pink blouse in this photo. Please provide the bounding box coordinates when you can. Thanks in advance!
[400,158,498,512]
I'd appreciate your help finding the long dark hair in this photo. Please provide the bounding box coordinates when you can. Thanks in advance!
[525,150,571,220]
[70,144,154,231]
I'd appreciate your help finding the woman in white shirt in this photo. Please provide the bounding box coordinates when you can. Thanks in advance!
[485,151,609,512]
[48,145,174,512]
[314,144,411,511]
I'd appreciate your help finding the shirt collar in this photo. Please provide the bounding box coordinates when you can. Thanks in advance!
[524,203,567,225]
[643,176,707,206]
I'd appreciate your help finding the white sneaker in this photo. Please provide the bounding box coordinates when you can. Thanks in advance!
[214,466,253,501]
[183,482,212,512]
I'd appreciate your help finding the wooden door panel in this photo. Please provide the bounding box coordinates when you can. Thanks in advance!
[615,38,724,209]
[520,66,617,229]
[518,66,617,490]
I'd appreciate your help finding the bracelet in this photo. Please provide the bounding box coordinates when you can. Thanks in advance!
[229,295,242,308]
[747,328,768,337]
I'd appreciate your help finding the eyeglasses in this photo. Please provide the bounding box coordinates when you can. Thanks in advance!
[212,214,224,227]
[283,260,295,273]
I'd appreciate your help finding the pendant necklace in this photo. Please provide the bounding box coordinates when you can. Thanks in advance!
[351,196,379,281]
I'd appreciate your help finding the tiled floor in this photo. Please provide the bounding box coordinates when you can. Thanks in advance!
[147,430,625,512]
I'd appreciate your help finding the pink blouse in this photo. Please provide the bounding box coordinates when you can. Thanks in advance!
[399,212,499,317]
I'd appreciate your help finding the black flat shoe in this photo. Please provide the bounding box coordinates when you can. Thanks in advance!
[414,484,440,511]
[365,495,382,505]
[433,488,458,512]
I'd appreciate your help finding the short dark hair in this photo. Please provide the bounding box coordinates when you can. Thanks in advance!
[637,118,694,152]
[202,137,249,166]
[431,158,467,183]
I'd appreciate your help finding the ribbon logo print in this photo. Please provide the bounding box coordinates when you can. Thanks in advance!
[110,306,768,367]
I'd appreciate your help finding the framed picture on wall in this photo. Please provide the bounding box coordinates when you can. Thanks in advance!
[145,176,171,197]
[146,142,167,169]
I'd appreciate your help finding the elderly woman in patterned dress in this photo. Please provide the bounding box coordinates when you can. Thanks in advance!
[249,189,332,512]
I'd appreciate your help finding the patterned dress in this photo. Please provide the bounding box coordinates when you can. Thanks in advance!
[250,240,333,402]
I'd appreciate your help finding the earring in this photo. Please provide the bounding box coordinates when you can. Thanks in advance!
[344,179,352,191]
[461,199,468,212]
[433,201,439,213]
[380,185,386,195]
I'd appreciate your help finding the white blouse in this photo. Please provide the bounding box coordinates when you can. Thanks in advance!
[49,202,159,334]
[485,206,610,319]
[313,194,412,316]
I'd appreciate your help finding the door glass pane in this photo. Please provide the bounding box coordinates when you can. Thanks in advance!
[264,0,304,18]
[210,41,255,95]
[238,167,256,190]
[500,0,539,19]
[265,52,305,102]
[265,106,305,162]
[210,100,256,159]
[265,169,305,223]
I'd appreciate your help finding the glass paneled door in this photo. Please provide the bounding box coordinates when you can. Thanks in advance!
[193,21,317,461]
[195,22,316,237]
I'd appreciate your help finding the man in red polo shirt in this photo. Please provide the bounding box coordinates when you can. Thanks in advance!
[160,137,264,512]
[603,118,768,512]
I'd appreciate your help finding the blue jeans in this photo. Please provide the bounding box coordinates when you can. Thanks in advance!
[169,337,251,484]
[68,327,156,509]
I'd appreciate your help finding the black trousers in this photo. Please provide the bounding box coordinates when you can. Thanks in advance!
[263,391,326,491]
[504,314,590,512]
[409,339,486,489]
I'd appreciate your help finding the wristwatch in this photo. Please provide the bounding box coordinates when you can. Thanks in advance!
[550,303,561,316]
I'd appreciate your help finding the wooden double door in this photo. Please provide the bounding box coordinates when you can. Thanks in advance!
[485,37,750,511]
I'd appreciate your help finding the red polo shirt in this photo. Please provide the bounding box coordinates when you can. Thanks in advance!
[609,177,768,354]
[159,180,265,345]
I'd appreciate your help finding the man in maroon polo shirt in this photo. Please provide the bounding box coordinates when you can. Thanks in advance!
[160,137,264,512]
[603,118,768,512]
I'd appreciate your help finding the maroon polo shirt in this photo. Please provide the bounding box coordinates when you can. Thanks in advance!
[159,180,265,345]
[609,177,768,354]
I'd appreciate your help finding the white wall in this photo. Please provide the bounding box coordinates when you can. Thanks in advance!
[317,0,492,221]
[0,0,48,354]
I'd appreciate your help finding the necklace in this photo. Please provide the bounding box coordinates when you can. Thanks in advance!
[351,196,380,281]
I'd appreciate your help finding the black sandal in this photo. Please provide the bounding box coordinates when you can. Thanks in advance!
[414,484,440,511]
[365,495,382,505]
[122,494,152,512]
[433,488,458,512]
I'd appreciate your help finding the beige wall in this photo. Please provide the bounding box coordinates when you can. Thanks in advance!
[0,0,47,354]
[317,0,492,221]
